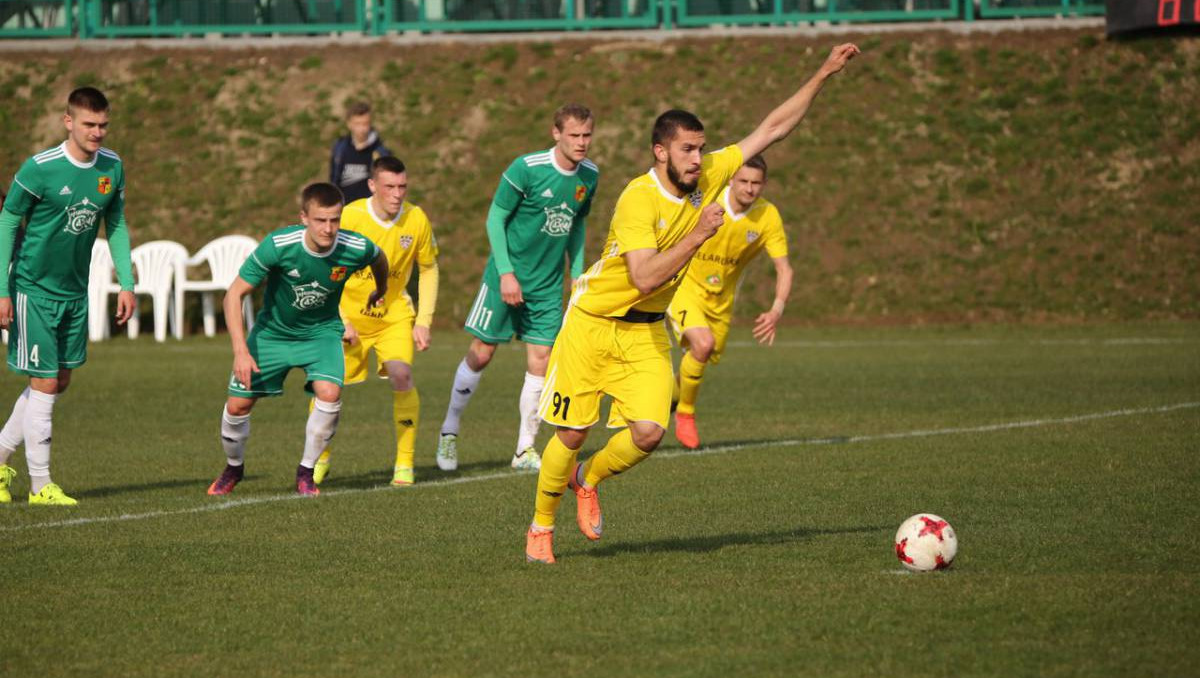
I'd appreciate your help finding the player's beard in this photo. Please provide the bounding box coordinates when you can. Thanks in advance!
[666,157,699,194]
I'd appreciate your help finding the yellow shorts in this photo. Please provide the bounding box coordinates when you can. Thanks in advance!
[667,287,731,365]
[539,307,674,430]
[343,317,414,385]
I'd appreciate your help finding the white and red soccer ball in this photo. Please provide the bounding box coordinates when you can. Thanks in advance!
[894,513,957,572]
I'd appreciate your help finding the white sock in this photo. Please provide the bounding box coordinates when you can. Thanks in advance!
[301,399,341,468]
[0,386,30,464]
[24,390,56,495]
[515,372,544,455]
[220,406,251,467]
[441,359,482,436]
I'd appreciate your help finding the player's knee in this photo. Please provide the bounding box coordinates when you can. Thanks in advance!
[384,362,413,391]
[225,399,254,417]
[556,427,587,450]
[54,373,72,394]
[690,338,715,362]
[527,345,551,375]
[630,424,664,452]
[467,340,497,370]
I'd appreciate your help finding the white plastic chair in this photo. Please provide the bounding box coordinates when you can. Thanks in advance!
[128,241,188,342]
[88,239,123,342]
[176,235,257,338]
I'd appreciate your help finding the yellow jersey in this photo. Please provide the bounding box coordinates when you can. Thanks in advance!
[339,197,438,330]
[677,185,788,318]
[572,145,744,317]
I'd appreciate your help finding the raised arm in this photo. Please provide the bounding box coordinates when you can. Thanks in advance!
[736,43,860,161]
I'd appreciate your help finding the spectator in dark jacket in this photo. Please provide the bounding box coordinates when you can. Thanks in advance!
[330,102,392,203]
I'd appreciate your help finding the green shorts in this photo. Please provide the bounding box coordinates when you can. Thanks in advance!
[227,329,345,398]
[6,291,88,378]
[463,280,564,347]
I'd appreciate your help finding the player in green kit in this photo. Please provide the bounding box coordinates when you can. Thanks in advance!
[206,182,389,496]
[437,104,599,473]
[0,87,136,506]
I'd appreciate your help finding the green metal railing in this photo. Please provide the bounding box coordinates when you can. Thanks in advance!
[972,0,1103,19]
[83,0,367,38]
[676,0,958,28]
[378,0,658,33]
[0,0,1108,37]
[0,0,75,36]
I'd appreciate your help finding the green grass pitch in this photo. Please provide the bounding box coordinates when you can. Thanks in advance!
[1,322,1197,677]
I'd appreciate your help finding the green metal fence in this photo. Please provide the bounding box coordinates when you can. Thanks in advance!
[378,0,658,33]
[676,0,958,28]
[0,0,1107,37]
[83,0,367,37]
[0,0,75,36]
[973,0,1103,19]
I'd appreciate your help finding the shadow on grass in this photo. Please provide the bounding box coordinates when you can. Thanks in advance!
[577,524,887,559]
[76,475,262,499]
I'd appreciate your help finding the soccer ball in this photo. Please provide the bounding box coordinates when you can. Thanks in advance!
[894,513,957,572]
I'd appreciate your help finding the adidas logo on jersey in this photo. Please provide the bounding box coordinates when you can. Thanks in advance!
[541,189,554,198]
[287,269,301,278]
[59,186,72,195]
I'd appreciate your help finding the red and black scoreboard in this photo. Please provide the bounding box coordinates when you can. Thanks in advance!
[1107,0,1200,35]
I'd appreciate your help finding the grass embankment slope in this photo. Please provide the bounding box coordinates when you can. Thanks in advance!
[0,29,1196,324]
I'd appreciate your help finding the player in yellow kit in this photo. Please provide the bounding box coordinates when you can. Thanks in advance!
[313,156,439,486]
[525,43,860,564]
[668,155,793,449]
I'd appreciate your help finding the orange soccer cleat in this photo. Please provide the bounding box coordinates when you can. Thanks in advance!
[525,527,556,564]
[674,412,701,450]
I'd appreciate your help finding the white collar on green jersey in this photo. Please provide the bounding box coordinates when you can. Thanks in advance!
[548,148,579,177]
[367,198,405,229]
[60,141,99,169]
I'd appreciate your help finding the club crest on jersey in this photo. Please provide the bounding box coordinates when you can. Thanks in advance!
[541,202,576,237]
[97,176,112,195]
[746,230,760,243]
[63,197,101,235]
[291,281,332,310]
[329,266,348,282]
[707,274,721,286]
[575,184,587,202]
[687,191,703,208]
[399,235,413,250]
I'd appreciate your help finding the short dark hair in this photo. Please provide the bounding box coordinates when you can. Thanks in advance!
[67,87,109,115]
[652,109,704,147]
[371,156,407,178]
[345,101,371,119]
[554,103,593,131]
[301,182,344,211]
[742,154,768,180]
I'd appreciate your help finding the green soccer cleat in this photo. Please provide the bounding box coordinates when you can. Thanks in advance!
[391,466,414,486]
[28,482,78,507]
[0,464,17,504]
[313,458,331,485]
[436,433,458,471]
[511,447,541,472]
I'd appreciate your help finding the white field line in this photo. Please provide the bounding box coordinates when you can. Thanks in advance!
[724,337,1190,349]
[3,401,1197,534]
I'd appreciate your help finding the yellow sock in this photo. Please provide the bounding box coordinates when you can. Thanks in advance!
[310,398,333,463]
[393,388,419,470]
[533,435,581,529]
[676,352,707,416]
[583,428,651,487]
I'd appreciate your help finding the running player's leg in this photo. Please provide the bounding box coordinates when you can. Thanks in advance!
[668,294,712,449]
[527,309,604,563]
[212,330,287,495]
[313,334,370,484]
[372,316,418,485]
[0,386,28,503]
[441,280,515,469]
[299,336,346,496]
[510,297,561,471]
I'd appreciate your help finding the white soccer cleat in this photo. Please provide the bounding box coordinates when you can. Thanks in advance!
[436,433,458,471]
[511,447,541,472]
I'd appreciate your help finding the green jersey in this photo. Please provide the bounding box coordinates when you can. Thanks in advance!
[2,142,134,300]
[484,149,599,299]
[239,225,379,340]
